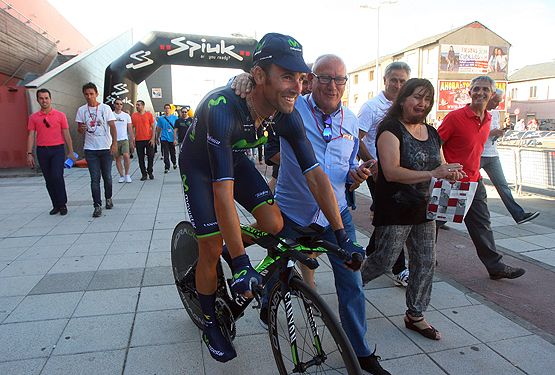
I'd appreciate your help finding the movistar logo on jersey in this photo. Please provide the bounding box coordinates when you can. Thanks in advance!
[254,40,265,53]
[233,269,247,280]
[208,96,227,108]
[182,174,189,192]
[232,136,268,150]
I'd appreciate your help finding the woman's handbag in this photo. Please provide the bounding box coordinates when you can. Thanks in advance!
[426,178,477,223]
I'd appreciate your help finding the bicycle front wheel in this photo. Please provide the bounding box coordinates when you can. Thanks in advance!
[268,277,361,374]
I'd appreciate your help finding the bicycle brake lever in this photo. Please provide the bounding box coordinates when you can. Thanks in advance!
[251,284,264,309]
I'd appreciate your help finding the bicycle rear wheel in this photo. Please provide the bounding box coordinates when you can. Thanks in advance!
[171,221,204,330]
[268,277,361,374]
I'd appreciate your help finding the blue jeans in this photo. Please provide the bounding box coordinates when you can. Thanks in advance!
[263,209,371,357]
[480,156,525,222]
[85,149,113,207]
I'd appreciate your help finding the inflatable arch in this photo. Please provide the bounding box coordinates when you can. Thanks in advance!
[103,32,257,109]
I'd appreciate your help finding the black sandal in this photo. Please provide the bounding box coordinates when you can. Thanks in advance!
[404,313,441,340]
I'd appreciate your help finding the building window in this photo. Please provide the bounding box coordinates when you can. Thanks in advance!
[529,86,537,99]
[354,74,359,85]
[510,87,518,99]
[368,70,374,81]
[354,94,358,103]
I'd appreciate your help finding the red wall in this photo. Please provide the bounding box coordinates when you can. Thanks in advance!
[0,86,29,168]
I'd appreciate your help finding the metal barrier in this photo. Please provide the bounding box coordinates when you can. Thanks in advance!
[496,134,555,194]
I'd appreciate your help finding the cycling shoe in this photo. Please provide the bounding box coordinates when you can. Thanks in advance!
[202,323,237,363]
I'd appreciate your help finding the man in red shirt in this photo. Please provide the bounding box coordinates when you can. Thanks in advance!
[27,88,75,215]
[131,100,156,180]
[438,76,525,280]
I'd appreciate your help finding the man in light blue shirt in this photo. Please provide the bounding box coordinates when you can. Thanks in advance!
[156,103,178,173]
[274,54,390,375]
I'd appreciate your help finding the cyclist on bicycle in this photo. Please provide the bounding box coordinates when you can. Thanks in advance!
[179,33,363,363]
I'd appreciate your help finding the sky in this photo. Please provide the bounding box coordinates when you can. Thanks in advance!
[48,0,555,106]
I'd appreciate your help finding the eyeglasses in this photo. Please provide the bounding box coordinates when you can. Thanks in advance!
[115,102,123,106]
[313,74,348,86]
[322,114,332,142]
[43,118,50,128]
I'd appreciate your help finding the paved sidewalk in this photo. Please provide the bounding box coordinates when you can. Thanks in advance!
[1,158,554,374]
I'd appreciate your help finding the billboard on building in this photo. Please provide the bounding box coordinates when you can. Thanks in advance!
[440,44,490,74]
[438,80,507,111]
[487,46,509,73]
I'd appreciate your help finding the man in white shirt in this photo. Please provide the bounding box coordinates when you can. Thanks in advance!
[357,61,411,287]
[480,89,539,224]
[113,98,134,183]
[76,82,117,217]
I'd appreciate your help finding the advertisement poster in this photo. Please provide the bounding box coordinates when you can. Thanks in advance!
[440,44,489,74]
[151,87,162,98]
[438,80,507,111]
[488,46,509,73]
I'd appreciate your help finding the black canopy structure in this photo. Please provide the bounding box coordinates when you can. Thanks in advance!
[103,32,257,109]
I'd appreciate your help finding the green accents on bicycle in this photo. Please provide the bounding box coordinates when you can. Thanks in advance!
[240,225,268,240]
[196,230,221,239]
[313,335,323,354]
[208,95,227,108]
[254,255,278,273]
[291,342,299,365]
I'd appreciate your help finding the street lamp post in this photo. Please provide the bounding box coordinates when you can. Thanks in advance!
[360,0,398,95]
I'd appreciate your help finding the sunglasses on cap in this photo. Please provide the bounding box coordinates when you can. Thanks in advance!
[322,114,332,143]
[43,118,50,128]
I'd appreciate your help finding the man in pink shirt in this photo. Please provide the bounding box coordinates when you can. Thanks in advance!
[27,88,75,215]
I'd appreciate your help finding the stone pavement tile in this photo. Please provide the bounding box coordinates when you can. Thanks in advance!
[78,231,118,244]
[18,244,71,260]
[311,271,338,296]
[4,292,83,323]
[73,288,139,317]
[123,342,203,375]
[202,333,277,375]
[142,266,173,286]
[493,225,535,237]
[114,230,152,242]
[429,281,480,310]
[33,234,79,247]
[149,235,171,253]
[313,291,384,321]
[495,238,543,253]
[0,257,58,277]
[488,335,555,375]
[98,252,147,270]
[0,358,46,375]
[53,313,134,355]
[0,247,28,261]
[0,275,43,297]
[381,354,446,375]
[522,248,555,266]
[137,285,182,312]
[546,232,555,239]
[130,309,198,346]
[120,219,155,232]
[392,310,481,352]
[248,244,267,263]
[429,344,526,375]
[87,268,143,291]
[0,295,24,323]
[364,286,423,316]
[106,239,150,254]
[29,271,95,295]
[49,255,103,273]
[442,305,531,343]
[0,236,41,248]
[233,304,274,337]
[64,242,111,257]
[363,274,397,290]
[518,223,555,235]
[364,317,423,360]
[11,225,54,237]
[519,234,555,248]
[145,251,171,267]
[154,213,185,230]
[0,319,68,361]
[41,349,126,375]
[48,223,89,235]
[490,216,518,227]
[85,220,124,233]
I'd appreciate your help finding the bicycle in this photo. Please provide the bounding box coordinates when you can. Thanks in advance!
[171,221,364,374]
